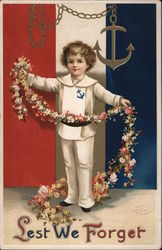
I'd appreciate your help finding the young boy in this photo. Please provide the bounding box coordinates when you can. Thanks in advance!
[24,41,130,212]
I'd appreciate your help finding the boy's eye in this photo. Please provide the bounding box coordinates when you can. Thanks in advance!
[78,60,83,63]
[68,60,73,64]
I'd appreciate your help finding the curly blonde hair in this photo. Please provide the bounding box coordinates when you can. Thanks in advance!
[60,41,96,71]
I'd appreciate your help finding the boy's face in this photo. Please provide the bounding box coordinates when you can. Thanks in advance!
[66,53,88,80]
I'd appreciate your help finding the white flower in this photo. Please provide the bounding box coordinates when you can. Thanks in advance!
[38,105,44,111]
[61,113,66,119]
[31,95,37,102]
[16,62,24,68]
[67,116,74,123]
[122,135,129,142]
[127,173,133,179]
[128,131,133,136]
[119,157,125,163]
[109,173,118,183]
[18,114,24,120]
[44,109,51,116]
[25,63,31,70]
[130,158,136,166]
[93,115,98,120]
[52,112,58,118]
[86,115,92,121]
[113,108,118,114]
[15,97,22,105]
[129,123,134,127]
[18,57,25,62]
[12,85,20,91]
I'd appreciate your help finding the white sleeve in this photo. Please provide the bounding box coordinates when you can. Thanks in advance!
[94,83,121,107]
[27,73,60,92]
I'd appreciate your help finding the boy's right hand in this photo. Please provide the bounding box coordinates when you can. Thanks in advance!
[18,68,28,79]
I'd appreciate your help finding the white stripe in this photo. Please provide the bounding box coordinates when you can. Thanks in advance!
[56,3,106,75]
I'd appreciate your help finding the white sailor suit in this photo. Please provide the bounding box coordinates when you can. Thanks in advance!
[27,73,121,208]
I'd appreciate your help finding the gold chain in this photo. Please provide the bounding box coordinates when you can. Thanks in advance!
[29,4,117,48]
[28,5,46,48]
[61,4,113,19]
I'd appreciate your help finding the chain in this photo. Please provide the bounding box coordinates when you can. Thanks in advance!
[61,4,113,19]
[47,4,64,30]
[29,4,117,48]
[110,4,117,24]
[28,5,46,48]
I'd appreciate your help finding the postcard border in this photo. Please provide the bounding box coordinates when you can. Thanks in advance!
[0,0,161,249]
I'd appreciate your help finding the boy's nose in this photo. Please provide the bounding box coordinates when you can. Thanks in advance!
[73,61,77,67]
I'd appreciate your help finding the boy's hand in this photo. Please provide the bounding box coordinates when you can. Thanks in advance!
[120,98,131,108]
[18,68,28,79]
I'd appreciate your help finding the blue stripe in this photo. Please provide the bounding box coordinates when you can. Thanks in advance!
[105,4,157,189]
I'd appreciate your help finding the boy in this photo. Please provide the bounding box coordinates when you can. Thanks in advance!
[24,41,130,212]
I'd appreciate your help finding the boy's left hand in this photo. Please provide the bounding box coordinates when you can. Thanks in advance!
[120,98,131,108]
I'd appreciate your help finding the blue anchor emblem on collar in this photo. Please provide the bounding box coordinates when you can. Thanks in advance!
[77,89,85,99]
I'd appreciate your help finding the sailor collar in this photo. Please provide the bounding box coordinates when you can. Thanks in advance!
[56,74,98,88]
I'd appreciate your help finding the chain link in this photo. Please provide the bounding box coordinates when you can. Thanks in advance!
[29,4,117,48]
[62,4,113,19]
[110,4,117,24]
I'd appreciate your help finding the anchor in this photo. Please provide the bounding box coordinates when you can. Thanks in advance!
[77,89,85,99]
[93,15,135,70]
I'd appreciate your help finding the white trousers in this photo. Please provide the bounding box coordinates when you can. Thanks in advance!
[61,136,95,208]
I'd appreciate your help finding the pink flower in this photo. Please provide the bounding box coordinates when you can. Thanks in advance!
[28,194,45,206]
[65,111,70,116]
[75,114,85,122]
[92,172,105,186]
[25,89,33,99]
[99,112,107,121]
[14,104,22,110]
[38,185,49,198]
[48,117,55,123]
[120,147,128,155]
[124,163,132,173]
[125,107,133,115]
[92,172,107,197]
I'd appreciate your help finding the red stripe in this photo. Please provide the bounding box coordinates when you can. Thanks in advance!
[3,4,56,186]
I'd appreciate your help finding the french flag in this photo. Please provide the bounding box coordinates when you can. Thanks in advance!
[3,3,157,189]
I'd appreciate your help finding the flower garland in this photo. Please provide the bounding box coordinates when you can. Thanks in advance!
[28,174,109,225]
[10,57,141,225]
[9,57,134,125]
